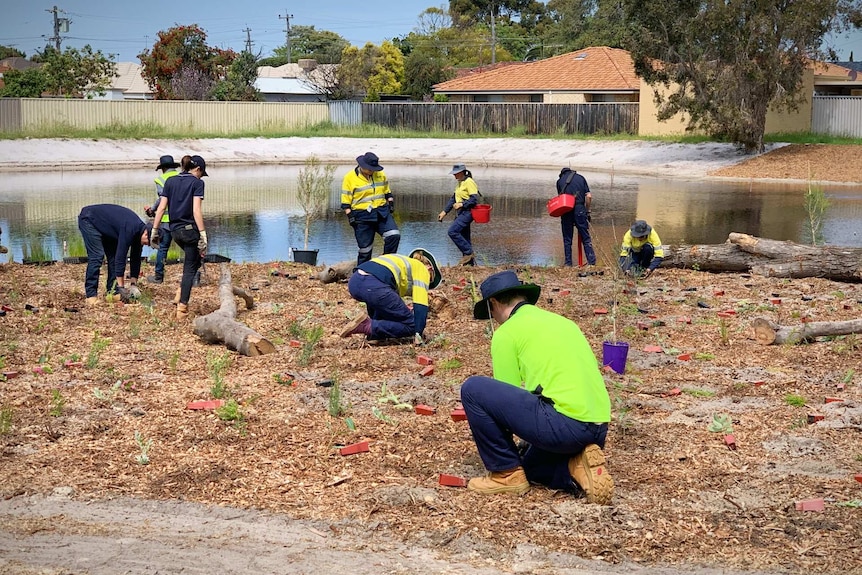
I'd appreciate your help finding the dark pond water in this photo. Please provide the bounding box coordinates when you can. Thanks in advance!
[0,164,860,267]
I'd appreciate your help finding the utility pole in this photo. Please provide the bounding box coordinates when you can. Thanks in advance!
[490,3,496,65]
[243,27,253,53]
[279,10,294,63]
[45,5,71,52]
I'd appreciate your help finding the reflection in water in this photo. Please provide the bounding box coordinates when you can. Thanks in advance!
[0,164,860,266]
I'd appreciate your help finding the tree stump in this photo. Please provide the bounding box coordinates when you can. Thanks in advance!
[192,263,276,356]
[317,260,355,284]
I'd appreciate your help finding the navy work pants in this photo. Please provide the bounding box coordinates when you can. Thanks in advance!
[347,271,414,340]
[460,376,608,491]
[171,225,202,305]
[152,226,173,280]
[447,211,473,256]
[353,209,400,265]
[560,205,595,266]
[78,214,118,298]
[621,243,655,274]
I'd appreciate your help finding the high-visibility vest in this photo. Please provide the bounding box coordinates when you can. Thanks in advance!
[154,169,179,223]
[341,168,390,213]
[372,253,430,307]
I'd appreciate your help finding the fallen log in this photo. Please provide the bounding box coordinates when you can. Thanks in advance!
[192,263,276,356]
[663,233,862,282]
[752,317,862,345]
[318,260,355,284]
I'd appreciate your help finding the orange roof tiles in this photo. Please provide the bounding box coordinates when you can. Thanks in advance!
[434,47,639,93]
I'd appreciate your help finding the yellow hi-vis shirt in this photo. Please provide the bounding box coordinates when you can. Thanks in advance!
[620,229,664,259]
[369,254,431,307]
[341,168,391,212]
[154,169,179,224]
[454,178,478,203]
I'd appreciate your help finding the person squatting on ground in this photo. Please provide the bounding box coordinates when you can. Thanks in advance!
[555,168,596,267]
[341,152,401,266]
[145,155,180,284]
[77,204,151,305]
[459,270,614,504]
[438,163,480,266]
[341,249,442,345]
[151,154,209,320]
[619,219,664,279]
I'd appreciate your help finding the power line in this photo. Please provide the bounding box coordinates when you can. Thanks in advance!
[278,10,294,63]
[44,5,71,51]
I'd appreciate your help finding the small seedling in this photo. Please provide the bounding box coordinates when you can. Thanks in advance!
[215,399,244,423]
[49,389,65,417]
[134,430,152,465]
[707,413,733,434]
[378,383,412,410]
[207,351,231,399]
[439,358,463,371]
[684,388,716,398]
[0,405,12,435]
[87,333,111,369]
[784,394,806,407]
[328,377,345,417]
[372,406,395,425]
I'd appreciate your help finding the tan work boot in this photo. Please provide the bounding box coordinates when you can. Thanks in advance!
[173,288,181,305]
[176,303,189,320]
[569,444,614,505]
[467,467,530,495]
[340,314,371,337]
[85,296,99,306]
[457,253,476,266]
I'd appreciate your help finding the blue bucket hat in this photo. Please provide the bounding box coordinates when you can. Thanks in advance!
[356,152,383,172]
[630,220,651,238]
[473,270,541,320]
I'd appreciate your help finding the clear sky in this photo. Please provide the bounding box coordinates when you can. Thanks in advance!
[2,1,861,64]
[0,0,440,62]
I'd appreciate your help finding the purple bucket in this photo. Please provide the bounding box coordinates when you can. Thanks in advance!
[602,341,629,374]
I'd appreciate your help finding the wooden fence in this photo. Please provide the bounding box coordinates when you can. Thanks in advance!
[361,102,640,135]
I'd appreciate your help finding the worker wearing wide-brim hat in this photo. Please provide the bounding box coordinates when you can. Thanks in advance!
[619,219,664,279]
[438,163,481,266]
[459,270,613,504]
[341,248,442,345]
[145,155,181,285]
[341,152,401,266]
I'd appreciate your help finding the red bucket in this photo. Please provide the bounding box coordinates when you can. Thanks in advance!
[547,194,575,217]
[471,204,492,224]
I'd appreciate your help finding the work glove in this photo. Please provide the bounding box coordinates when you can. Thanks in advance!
[115,287,131,304]
[128,285,142,299]
[197,230,208,255]
[413,333,424,346]
[150,228,161,246]
[642,268,653,280]
[437,211,447,222]
[347,211,357,228]
[145,206,156,218]
[388,198,395,210]
[587,211,592,223]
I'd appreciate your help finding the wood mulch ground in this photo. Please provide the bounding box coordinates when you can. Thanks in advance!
[0,255,860,573]
[710,143,862,183]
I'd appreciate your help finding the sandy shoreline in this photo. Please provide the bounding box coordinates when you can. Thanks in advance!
[0,137,779,179]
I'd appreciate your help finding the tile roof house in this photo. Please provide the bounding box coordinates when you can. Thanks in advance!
[432,47,640,103]
[89,62,153,100]
[0,57,42,90]
[255,61,337,102]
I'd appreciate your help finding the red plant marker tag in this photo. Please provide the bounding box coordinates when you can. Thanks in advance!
[2,370,19,379]
[289,340,302,348]
[794,498,825,512]
[677,353,692,361]
[559,289,571,296]
[724,434,737,450]
[678,316,691,324]
[64,360,83,369]
[450,408,467,422]
[753,380,765,387]
[417,355,433,366]
[717,312,733,318]
[339,441,370,456]
[770,298,782,305]
[643,345,663,353]
[419,365,434,377]
[807,414,825,424]
[665,387,682,397]
[593,308,608,315]
[438,474,467,487]
[186,400,225,410]
[824,397,844,404]
[713,290,725,296]
[837,382,846,391]
[855,474,862,484]
[414,404,436,416]
[1,305,13,312]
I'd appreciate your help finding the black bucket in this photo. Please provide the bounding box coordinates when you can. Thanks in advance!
[292,248,319,266]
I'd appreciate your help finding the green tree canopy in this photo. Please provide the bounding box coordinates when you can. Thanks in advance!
[0,45,26,60]
[211,50,262,101]
[138,24,235,100]
[36,45,116,98]
[624,0,862,152]
[338,41,405,101]
[0,67,47,98]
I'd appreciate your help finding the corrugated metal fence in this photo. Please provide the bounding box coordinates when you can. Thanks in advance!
[361,102,639,135]
[0,99,328,133]
[812,96,862,138]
